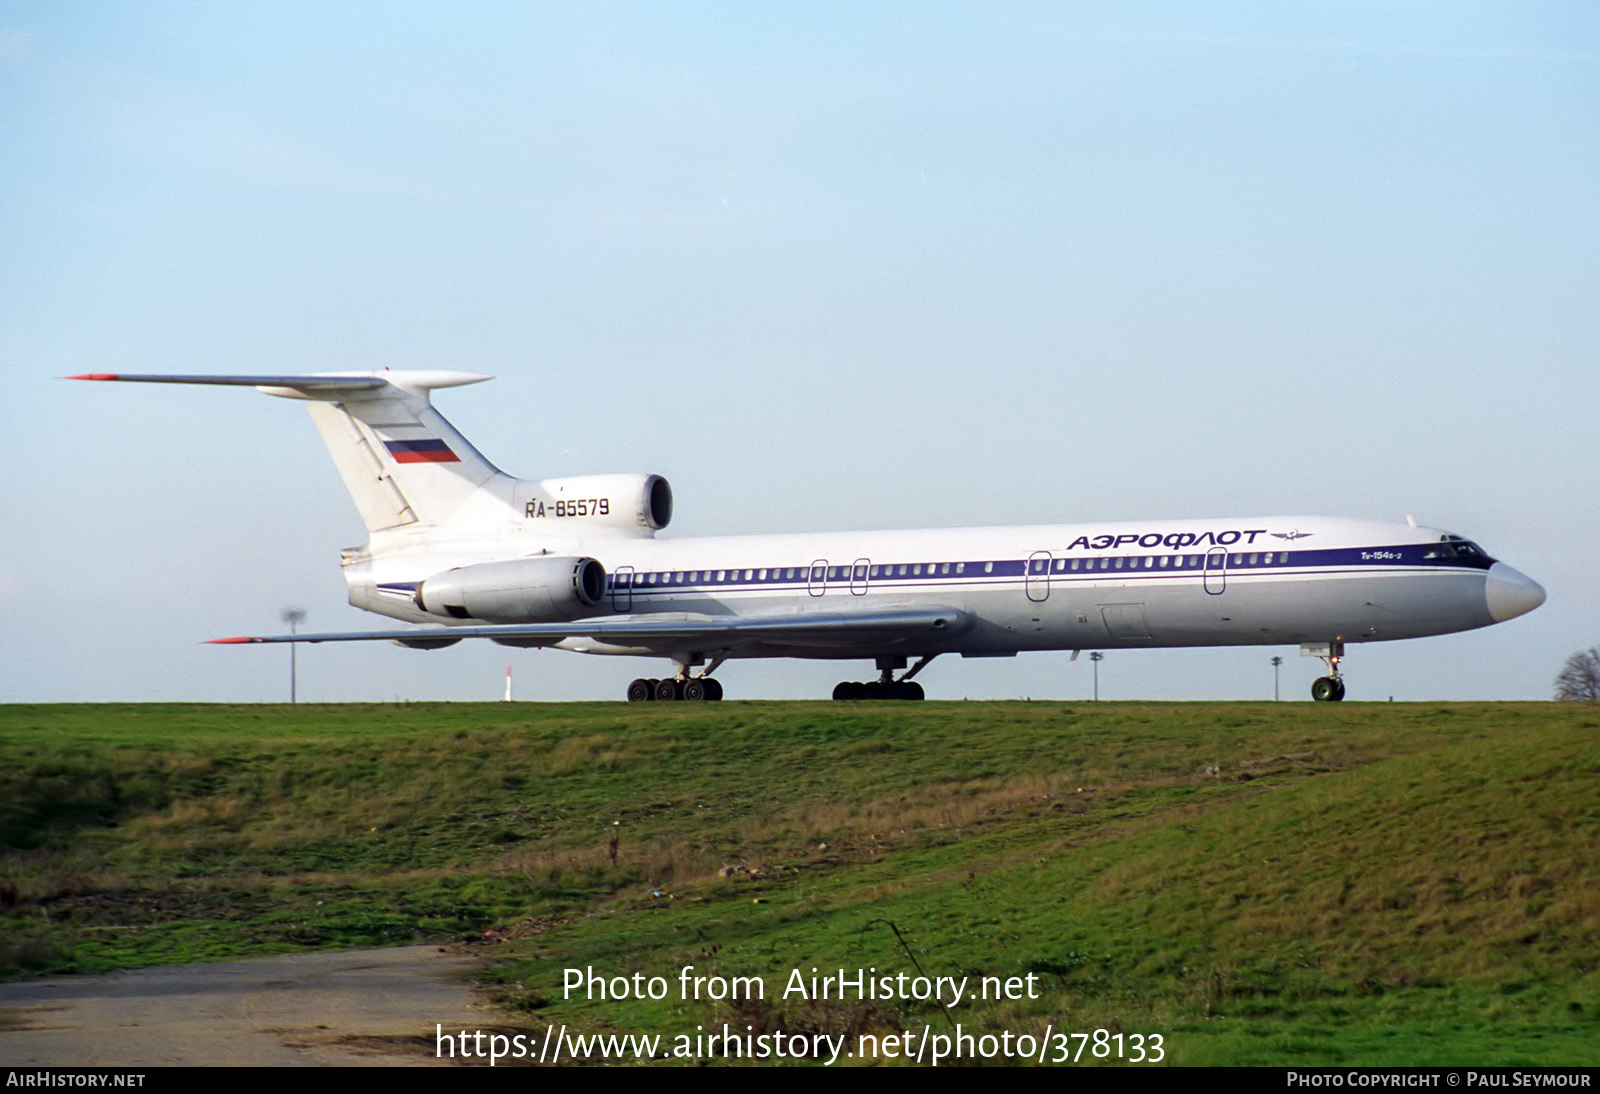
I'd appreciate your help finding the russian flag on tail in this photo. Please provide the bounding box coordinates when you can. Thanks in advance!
[383,438,460,464]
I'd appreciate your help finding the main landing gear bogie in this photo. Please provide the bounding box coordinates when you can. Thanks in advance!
[832,680,925,701]
[831,655,936,701]
[627,677,724,702]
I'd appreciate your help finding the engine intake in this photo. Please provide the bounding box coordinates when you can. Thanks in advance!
[414,556,606,623]
[518,474,673,534]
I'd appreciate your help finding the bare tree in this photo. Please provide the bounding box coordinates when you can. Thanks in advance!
[1554,647,1600,702]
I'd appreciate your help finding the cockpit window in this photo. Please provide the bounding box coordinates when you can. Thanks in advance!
[1424,537,1491,563]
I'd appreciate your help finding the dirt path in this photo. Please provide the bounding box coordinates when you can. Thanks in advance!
[0,946,494,1066]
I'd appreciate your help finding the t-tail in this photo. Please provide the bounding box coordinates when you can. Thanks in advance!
[71,371,514,535]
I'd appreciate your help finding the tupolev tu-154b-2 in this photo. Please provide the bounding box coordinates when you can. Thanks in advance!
[75,370,1545,701]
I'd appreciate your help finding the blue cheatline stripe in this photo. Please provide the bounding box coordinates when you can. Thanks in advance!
[600,545,1490,593]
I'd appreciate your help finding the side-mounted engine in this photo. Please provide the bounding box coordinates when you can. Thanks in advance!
[413,556,607,623]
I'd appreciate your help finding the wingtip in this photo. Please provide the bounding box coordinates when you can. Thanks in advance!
[207,635,260,644]
[66,373,119,381]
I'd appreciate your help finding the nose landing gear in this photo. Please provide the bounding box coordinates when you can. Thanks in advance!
[1310,676,1346,702]
[1310,641,1346,702]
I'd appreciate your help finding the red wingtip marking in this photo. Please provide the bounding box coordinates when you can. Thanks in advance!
[66,373,120,381]
[207,636,258,644]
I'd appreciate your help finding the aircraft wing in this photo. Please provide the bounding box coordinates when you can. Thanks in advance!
[210,607,974,653]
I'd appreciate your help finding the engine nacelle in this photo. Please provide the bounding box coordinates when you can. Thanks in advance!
[414,556,607,623]
[516,474,672,534]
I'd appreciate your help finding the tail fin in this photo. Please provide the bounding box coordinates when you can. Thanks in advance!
[70,370,512,532]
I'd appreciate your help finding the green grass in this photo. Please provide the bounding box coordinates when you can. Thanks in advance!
[2,701,1596,1065]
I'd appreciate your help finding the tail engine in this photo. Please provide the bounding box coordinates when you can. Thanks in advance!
[414,556,606,623]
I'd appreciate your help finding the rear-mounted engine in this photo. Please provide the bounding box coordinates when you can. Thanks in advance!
[516,474,673,534]
[413,556,607,623]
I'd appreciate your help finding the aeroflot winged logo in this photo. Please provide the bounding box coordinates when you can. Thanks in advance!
[1061,528,1313,551]
[383,439,460,464]
[1064,529,1271,551]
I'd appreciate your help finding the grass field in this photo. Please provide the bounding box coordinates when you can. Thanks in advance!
[2,700,1596,1065]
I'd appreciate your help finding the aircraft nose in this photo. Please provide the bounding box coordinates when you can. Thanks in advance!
[1485,562,1546,623]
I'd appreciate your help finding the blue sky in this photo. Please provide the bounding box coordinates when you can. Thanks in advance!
[4,2,1596,702]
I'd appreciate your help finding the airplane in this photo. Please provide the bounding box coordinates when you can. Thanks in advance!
[73,369,1546,702]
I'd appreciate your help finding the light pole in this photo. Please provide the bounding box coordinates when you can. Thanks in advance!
[281,608,306,703]
[1270,655,1283,701]
[1089,651,1103,701]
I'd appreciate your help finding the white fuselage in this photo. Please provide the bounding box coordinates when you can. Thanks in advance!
[344,514,1534,661]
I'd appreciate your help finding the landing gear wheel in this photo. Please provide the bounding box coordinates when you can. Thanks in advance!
[1311,677,1345,702]
[834,679,923,700]
[681,679,707,701]
[703,678,724,701]
[654,678,682,702]
[626,678,653,702]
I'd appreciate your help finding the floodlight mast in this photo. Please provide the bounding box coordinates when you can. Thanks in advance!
[281,608,306,702]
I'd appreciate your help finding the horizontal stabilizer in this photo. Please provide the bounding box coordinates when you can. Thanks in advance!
[69,373,387,391]
[67,371,491,399]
